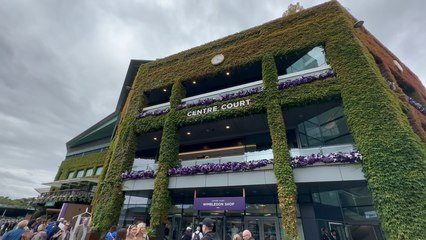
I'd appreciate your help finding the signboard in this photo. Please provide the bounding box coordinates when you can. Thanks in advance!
[194,197,246,210]
[187,99,252,117]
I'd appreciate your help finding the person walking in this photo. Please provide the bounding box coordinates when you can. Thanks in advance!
[136,222,149,240]
[181,227,192,240]
[51,223,70,240]
[73,218,89,240]
[126,225,138,240]
[242,230,254,240]
[200,218,219,240]
[2,220,29,240]
[191,227,203,240]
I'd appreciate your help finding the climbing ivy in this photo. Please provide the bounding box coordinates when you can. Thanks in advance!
[149,82,185,228]
[55,151,106,180]
[91,2,426,239]
[263,55,298,239]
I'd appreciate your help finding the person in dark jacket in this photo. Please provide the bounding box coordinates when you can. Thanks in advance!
[181,227,192,240]
[200,218,220,240]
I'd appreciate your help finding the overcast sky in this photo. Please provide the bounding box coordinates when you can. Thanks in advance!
[0,0,425,199]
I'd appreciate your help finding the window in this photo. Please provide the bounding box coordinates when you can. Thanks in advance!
[297,106,354,148]
[67,171,75,179]
[85,168,94,177]
[95,166,103,176]
[286,46,327,74]
[76,169,84,178]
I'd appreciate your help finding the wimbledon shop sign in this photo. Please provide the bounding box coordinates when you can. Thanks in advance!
[194,197,246,211]
[186,99,252,117]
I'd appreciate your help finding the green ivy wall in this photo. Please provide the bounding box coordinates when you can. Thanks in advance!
[91,2,426,239]
[55,151,106,181]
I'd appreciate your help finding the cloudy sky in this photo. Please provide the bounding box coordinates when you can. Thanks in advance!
[0,0,425,199]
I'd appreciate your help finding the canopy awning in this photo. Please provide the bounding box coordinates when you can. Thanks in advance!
[43,178,99,187]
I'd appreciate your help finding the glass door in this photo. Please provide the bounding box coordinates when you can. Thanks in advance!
[328,222,350,240]
[169,216,182,240]
[262,219,278,240]
[244,217,280,240]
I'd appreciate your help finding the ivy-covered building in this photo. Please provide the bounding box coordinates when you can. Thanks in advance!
[46,1,426,240]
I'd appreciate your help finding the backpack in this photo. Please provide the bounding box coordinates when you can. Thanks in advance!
[192,232,201,240]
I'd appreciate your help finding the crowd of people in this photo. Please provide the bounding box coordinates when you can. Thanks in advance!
[0,216,90,240]
[178,218,255,240]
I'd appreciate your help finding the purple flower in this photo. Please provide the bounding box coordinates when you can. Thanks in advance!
[122,151,362,181]
[278,70,335,90]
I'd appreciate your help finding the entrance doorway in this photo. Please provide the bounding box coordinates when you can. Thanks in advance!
[244,217,280,240]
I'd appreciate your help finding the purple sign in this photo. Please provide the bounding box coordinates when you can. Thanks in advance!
[194,197,246,210]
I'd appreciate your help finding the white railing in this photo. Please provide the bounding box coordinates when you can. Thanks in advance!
[141,102,170,115]
[289,144,356,158]
[277,65,332,84]
[181,80,263,106]
[131,144,355,171]
[139,65,333,113]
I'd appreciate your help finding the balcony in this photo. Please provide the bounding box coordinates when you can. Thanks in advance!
[277,65,332,84]
[131,144,356,173]
[32,189,94,204]
[136,65,333,117]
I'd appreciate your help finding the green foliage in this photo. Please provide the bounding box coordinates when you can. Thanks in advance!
[91,2,426,239]
[91,67,147,232]
[149,82,185,228]
[0,196,32,208]
[55,152,106,180]
[263,55,298,240]
[325,16,426,239]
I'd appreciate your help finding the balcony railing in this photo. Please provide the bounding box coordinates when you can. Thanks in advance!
[277,65,332,84]
[131,144,355,171]
[137,65,333,116]
[32,189,93,204]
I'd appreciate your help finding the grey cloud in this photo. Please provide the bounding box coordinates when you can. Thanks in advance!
[0,0,424,199]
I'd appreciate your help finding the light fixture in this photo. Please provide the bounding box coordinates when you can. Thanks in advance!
[153,137,158,141]
[192,80,197,84]
[226,72,230,76]
[354,20,364,28]
[225,125,230,129]
[186,132,191,135]
[163,88,167,92]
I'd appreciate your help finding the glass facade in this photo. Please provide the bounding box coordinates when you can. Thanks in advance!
[297,106,354,148]
[67,171,74,179]
[76,169,84,178]
[286,46,327,74]
[85,168,94,177]
[95,166,103,176]
[299,185,384,240]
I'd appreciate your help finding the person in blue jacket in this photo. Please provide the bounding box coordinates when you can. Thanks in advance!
[2,220,28,240]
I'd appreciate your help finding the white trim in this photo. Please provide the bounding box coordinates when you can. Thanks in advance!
[142,102,170,111]
[43,178,99,187]
[182,80,263,102]
[278,65,331,81]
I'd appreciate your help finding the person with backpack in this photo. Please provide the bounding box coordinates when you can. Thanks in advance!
[191,227,203,240]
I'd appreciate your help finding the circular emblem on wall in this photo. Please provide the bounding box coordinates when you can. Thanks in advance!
[211,54,225,65]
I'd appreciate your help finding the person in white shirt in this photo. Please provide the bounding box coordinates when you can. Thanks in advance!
[191,226,203,240]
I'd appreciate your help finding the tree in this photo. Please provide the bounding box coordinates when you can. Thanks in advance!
[282,2,304,17]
